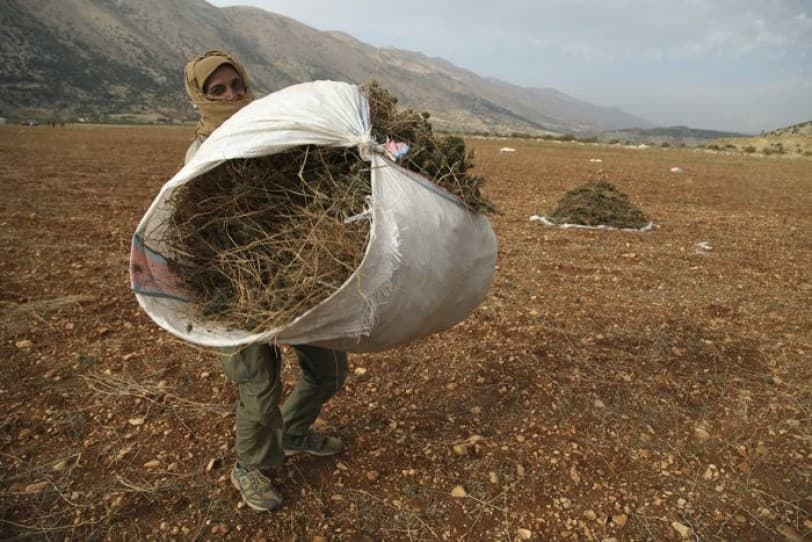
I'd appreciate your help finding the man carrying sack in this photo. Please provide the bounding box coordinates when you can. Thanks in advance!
[183,50,346,513]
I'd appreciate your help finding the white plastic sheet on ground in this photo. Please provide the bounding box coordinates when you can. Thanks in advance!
[529,215,654,232]
[130,81,497,352]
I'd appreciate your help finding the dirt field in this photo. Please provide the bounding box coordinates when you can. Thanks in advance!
[1,125,810,541]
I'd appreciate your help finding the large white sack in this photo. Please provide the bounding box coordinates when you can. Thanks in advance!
[130,81,497,352]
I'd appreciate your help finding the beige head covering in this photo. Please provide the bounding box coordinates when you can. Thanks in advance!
[184,50,255,138]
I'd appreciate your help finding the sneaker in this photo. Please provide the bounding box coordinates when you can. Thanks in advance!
[283,430,343,457]
[230,465,283,512]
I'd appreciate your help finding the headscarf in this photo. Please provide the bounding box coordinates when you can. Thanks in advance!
[184,50,255,138]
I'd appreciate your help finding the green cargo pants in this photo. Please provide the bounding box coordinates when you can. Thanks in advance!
[220,343,348,470]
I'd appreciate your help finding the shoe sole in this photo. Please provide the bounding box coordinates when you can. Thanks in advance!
[230,471,282,512]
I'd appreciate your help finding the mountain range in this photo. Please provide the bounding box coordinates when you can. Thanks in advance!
[0,0,658,134]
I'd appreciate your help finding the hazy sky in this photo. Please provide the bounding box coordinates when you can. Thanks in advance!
[209,0,812,134]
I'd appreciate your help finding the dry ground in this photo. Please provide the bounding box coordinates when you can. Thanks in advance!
[0,125,810,541]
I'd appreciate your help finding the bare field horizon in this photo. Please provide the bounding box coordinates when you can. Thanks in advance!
[1,125,809,540]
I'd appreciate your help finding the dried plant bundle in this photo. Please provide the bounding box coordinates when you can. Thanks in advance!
[547,180,649,229]
[162,83,495,331]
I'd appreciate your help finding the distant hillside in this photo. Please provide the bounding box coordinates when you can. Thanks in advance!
[0,0,652,134]
[599,126,748,146]
[767,120,812,137]
[711,120,812,157]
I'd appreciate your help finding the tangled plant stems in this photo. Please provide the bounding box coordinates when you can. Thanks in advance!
[162,83,496,331]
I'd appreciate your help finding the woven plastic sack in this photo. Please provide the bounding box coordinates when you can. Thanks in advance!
[130,81,497,352]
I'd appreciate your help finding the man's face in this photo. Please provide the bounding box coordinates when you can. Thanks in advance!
[204,64,246,101]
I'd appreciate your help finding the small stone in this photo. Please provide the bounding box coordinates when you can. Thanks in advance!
[452,444,467,456]
[24,481,49,493]
[612,514,627,527]
[583,510,597,521]
[128,417,145,426]
[517,528,532,540]
[677,498,687,508]
[594,399,606,409]
[488,471,499,484]
[451,485,467,498]
[15,339,33,349]
[18,428,32,440]
[671,521,693,539]
[446,382,458,391]
[200,371,210,378]
[143,459,160,468]
[694,427,710,441]
[115,445,133,460]
[353,367,367,376]
[366,470,379,482]
[776,524,803,542]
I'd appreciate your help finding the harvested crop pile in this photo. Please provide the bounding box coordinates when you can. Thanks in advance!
[365,82,495,214]
[546,180,649,229]
[165,146,370,331]
[163,83,494,331]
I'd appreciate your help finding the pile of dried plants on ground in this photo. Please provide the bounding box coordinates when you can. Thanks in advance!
[162,83,495,331]
[546,179,649,229]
